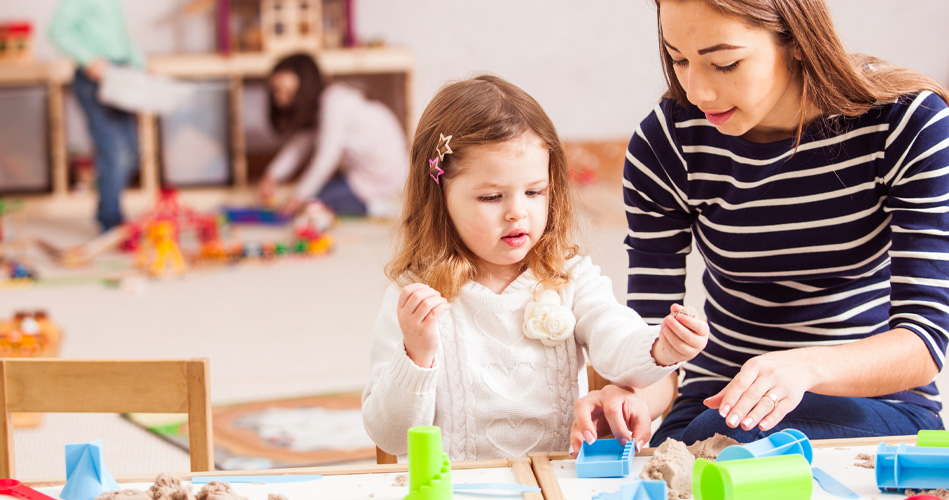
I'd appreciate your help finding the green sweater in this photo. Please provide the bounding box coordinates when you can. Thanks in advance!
[48,0,145,69]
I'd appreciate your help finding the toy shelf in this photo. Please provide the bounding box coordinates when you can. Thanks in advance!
[0,46,414,212]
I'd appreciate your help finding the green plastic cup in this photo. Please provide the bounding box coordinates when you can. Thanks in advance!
[693,454,812,500]
[918,429,949,447]
[405,426,452,500]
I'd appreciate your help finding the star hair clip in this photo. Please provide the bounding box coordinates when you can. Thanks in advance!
[429,133,453,184]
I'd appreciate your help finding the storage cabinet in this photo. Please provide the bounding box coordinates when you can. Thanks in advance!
[0,85,49,192]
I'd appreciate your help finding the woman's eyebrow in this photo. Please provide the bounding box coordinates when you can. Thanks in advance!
[663,39,745,55]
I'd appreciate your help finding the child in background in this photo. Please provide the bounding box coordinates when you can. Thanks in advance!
[361,75,710,460]
[257,53,409,218]
[48,0,144,232]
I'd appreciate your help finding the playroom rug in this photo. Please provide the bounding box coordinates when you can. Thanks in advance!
[124,392,376,470]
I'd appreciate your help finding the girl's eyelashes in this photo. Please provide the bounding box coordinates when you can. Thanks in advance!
[670,58,688,68]
[527,188,547,197]
[476,188,547,202]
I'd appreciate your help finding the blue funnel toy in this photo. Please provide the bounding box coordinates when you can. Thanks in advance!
[716,429,812,463]
[60,439,120,500]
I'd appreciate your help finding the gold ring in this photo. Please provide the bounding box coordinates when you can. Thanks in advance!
[764,392,779,404]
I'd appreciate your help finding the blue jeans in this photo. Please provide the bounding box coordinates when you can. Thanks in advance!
[652,393,945,446]
[72,68,139,231]
[317,175,366,215]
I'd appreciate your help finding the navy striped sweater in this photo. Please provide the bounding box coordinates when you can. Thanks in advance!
[624,92,949,412]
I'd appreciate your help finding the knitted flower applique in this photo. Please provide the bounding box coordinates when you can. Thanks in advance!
[522,289,576,346]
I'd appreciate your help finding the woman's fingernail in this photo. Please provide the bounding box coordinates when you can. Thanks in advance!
[569,444,574,455]
[637,439,645,453]
[584,431,596,444]
[720,404,730,418]
[760,420,771,430]
[727,414,739,427]
[742,417,753,428]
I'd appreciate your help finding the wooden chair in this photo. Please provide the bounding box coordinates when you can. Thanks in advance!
[0,358,214,477]
[373,364,617,464]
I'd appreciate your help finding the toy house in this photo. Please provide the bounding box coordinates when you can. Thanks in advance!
[191,0,352,54]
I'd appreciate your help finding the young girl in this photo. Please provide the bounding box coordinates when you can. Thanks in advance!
[257,53,408,217]
[361,75,710,460]
[574,0,949,448]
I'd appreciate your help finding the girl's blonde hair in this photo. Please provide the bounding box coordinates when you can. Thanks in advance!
[386,74,578,300]
[654,0,949,142]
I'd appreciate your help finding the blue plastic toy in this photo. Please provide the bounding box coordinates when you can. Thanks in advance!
[875,442,949,491]
[60,439,120,500]
[716,428,813,463]
[592,480,667,500]
[576,438,634,478]
[222,206,293,225]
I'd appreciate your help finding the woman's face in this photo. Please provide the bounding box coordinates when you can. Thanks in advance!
[659,0,804,142]
[269,70,300,109]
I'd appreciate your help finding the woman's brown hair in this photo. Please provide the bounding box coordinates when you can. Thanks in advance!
[268,53,325,135]
[386,74,578,301]
[655,0,949,141]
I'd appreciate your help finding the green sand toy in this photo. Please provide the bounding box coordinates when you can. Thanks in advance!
[405,426,452,500]
[918,429,949,447]
[693,454,811,500]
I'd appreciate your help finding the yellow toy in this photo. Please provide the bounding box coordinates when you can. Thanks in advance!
[141,221,186,277]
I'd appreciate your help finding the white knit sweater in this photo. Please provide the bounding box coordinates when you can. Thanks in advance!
[361,256,676,460]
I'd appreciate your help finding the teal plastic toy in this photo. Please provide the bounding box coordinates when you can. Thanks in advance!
[404,426,452,500]
[716,428,812,463]
[576,438,635,478]
[693,454,812,500]
[875,442,949,491]
[592,479,666,500]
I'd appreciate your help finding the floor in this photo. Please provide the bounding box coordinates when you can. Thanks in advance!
[5,183,946,480]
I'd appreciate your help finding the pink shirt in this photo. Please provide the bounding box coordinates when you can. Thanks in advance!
[266,83,409,216]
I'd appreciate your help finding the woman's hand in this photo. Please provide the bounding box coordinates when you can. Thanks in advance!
[280,196,307,216]
[652,303,710,366]
[570,385,653,456]
[398,283,450,368]
[703,348,816,432]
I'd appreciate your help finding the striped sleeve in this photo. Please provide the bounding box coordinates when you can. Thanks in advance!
[623,102,695,324]
[884,91,949,369]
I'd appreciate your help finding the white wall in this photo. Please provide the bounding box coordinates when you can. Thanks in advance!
[5,0,949,142]
[354,0,949,140]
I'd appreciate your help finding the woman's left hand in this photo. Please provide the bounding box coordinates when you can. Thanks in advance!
[703,348,818,432]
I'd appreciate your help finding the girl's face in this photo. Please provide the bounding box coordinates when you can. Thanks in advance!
[660,0,803,142]
[444,131,550,286]
[269,70,300,109]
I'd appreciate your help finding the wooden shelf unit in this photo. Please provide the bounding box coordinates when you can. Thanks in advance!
[0,47,414,209]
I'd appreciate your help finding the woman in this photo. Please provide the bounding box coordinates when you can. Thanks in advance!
[571,0,949,452]
[258,53,409,217]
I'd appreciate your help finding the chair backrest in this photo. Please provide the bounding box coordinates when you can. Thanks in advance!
[0,358,214,477]
[373,364,614,464]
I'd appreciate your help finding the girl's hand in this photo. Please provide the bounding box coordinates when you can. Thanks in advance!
[652,303,709,366]
[570,385,652,457]
[258,176,278,206]
[398,283,450,368]
[703,349,815,432]
[84,58,109,82]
